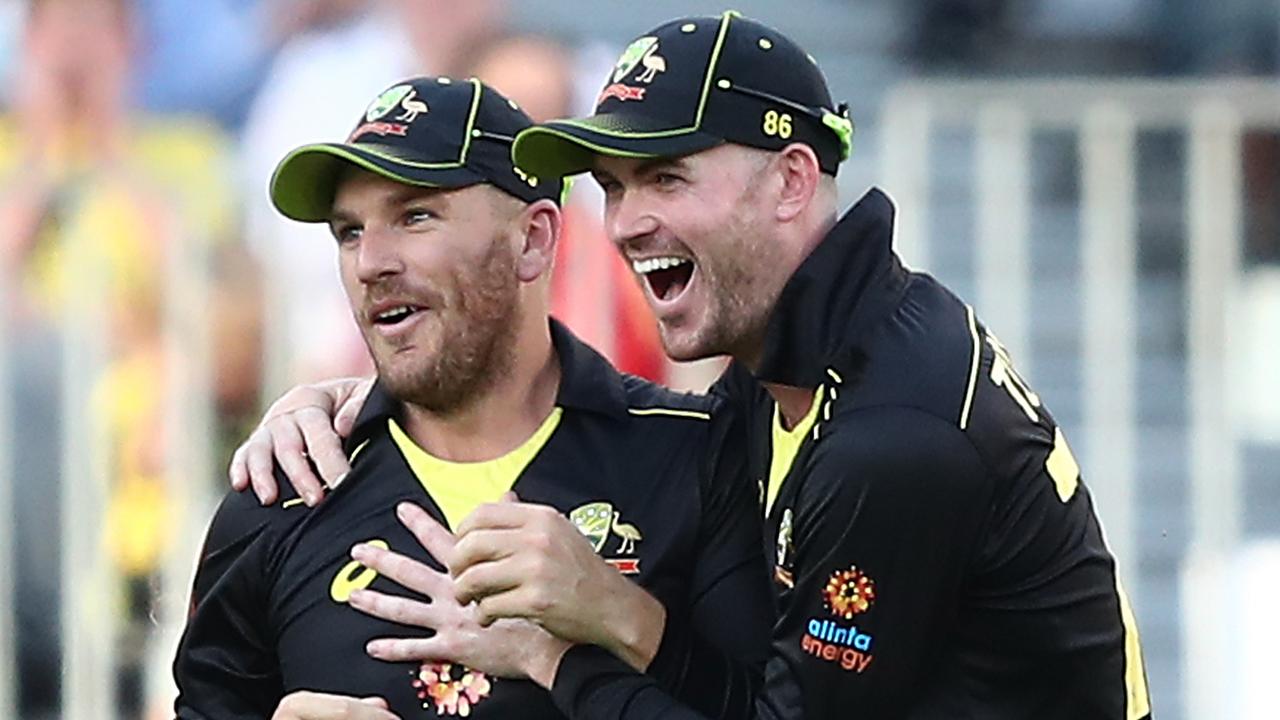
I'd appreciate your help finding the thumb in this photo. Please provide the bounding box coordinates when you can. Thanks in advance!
[499,490,519,503]
[334,377,375,437]
[358,696,390,708]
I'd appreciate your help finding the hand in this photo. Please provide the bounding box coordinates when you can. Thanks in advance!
[229,376,373,506]
[348,503,570,688]
[271,691,399,720]
[449,495,666,671]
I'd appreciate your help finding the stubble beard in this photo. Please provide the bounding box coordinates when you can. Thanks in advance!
[373,234,520,415]
[663,189,783,364]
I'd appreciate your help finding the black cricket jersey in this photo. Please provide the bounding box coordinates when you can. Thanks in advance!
[550,189,1152,719]
[173,322,772,719]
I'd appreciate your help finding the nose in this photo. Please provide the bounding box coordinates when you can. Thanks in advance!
[605,189,660,252]
[354,225,404,284]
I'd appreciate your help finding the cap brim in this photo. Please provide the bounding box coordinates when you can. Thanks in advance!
[270,143,484,222]
[513,114,723,178]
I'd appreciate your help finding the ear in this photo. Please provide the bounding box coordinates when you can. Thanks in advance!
[774,143,823,223]
[514,199,562,283]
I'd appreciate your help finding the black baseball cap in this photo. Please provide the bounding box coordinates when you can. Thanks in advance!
[512,11,853,179]
[271,76,562,223]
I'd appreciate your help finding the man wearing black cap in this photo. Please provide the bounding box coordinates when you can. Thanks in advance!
[510,11,1150,719]
[233,11,1151,720]
[172,76,772,719]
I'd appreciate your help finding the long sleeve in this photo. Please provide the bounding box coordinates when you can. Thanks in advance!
[172,488,288,719]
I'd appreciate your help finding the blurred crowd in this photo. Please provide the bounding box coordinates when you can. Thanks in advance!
[0,0,668,717]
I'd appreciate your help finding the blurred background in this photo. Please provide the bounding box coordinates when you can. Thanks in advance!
[0,0,1277,717]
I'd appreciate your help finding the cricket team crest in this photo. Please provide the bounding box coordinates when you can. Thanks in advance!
[351,85,431,141]
[569,501,643,574]
[612,36,665,83]
[366,84,430,122]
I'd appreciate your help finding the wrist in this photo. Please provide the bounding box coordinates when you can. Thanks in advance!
[526,636,572,690]
[603,583,666,671]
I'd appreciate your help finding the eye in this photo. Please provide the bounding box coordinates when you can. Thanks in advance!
[654,172,683,189]
[404,208,437,226]
[593,175,621,196]
[332,223,362,245]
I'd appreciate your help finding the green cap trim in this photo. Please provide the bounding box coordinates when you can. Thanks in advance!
[513,123,666,178]
[821,110,854,161]
[457,78,484,164]
[559,176,576,206]
[271,144,445,222]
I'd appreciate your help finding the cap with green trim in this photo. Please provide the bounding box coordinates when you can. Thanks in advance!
[271,76,562,223]
[512,11,853,179]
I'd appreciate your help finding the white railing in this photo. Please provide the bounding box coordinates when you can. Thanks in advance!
[0,263,16,720]
[880,78,1280,719]
[0,208,217,718]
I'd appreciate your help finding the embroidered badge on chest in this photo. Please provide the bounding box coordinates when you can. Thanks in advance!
[569,501,643,574]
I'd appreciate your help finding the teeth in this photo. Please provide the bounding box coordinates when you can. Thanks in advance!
[631,256,690,275]
[376,305,417,321]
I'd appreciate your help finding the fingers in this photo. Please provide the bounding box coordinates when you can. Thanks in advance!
[473,585,546,627]
[268,418,325,506]
[348,588,443,629]
[272,690,399,720]
[365,636,451,664]
[229,442,250,491]
[396,502,457,568]
[452,551,525,607]
[454,501,556,539]
[244,426,280,505]
[334,377,375,437]
[296,406,350,488]
[351,537,451,600]
[263,383,336,425]
[448,527,525,580]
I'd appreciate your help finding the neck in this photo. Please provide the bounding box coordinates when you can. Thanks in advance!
[736,216,836,373]
[763,382,818,430]
[401,317,560,462]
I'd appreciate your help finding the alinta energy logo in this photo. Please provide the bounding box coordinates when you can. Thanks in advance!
[800,565,876,674]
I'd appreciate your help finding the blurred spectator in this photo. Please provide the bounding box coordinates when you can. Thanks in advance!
[471,34,669,382]
[132,0,276,129]
[0,0,256,715]
[240,0,505,391]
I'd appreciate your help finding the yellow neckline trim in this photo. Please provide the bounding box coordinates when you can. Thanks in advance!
[388,408,563,528]
[766,386,825,516]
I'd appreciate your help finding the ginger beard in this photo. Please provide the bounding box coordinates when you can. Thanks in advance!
[358,230,520,415]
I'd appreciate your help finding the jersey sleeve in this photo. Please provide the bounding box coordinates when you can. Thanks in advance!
[172,482,291,719]
[552,402,773,719]
[547,407,992,720]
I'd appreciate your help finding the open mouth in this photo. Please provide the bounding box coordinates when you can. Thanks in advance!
[632,256,694,302]
[370,304,426,332]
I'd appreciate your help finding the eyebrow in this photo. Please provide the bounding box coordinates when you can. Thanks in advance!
[328,184,445,223]
[328,209,358,226]
[633,156,686,176]
[593,156,687,184]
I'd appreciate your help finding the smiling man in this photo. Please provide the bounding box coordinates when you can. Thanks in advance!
[172,76,770,719]
[233,12,1151,720]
